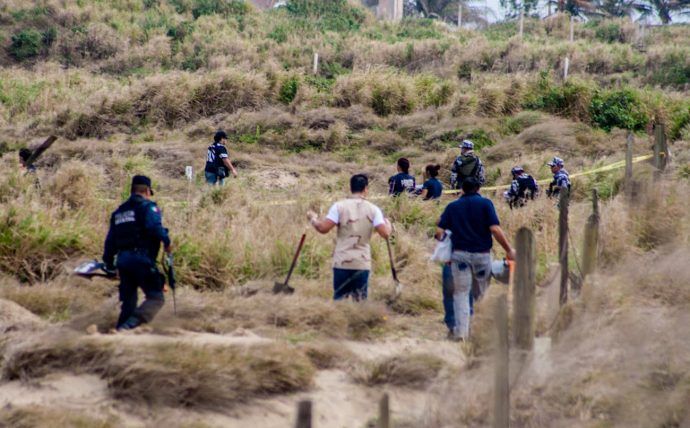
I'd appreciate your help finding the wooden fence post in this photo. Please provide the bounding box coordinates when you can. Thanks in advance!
[569,15,574,42]
[457,1,462,28]
[513,227,536,350]
[494,294,510,428]
[654,123,668,172]
[519,6,524,38]
[313,53,319,75]
[379,393,390,428]
[625,132,634,197]
[580,189,599,284]
[563,56,570,80]
[296,400,312,428]
[559,189,569,306]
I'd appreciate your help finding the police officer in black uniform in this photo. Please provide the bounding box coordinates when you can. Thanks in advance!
[103,175,172,331]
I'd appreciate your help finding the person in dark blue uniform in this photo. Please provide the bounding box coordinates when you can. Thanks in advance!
[388,158,416,196]
[419,164,443,200]
[546,157,571,198]
[205,130,238,186]
[103,175,172,331]
[504,166,539,209]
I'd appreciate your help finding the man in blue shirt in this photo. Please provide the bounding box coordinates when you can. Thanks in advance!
[436,177,515,341]
[205,130,238,185]
[103,175,172,331]
[546,157,571,198]
[388,158,416,196]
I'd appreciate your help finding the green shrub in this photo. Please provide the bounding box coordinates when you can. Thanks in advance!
[370,80,414,117]
[523,73,594,122]
[279,75,299,104]
[268,24,288,43]
[500,111,543,135]
[669,103,690,141]
[10,29,42,60]
[415,74,453,108]
[594,22,622,43]
[589,88,648,131]
[192,0,249,19]
[286,0,366,32]
[468,128,495,151]
[396,18,442,40]
[649,50,690,87]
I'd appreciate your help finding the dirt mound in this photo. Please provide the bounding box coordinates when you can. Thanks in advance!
[0,299,44,333]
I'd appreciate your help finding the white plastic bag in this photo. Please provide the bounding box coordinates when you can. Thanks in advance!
[430,230,452,263]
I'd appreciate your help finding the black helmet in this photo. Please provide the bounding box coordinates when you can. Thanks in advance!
[511,166,524,176]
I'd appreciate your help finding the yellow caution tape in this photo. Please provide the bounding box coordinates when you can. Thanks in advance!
[96,153,657,206]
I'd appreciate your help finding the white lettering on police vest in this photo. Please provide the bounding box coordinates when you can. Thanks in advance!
[114,210,136,225]
[401,179,415,189]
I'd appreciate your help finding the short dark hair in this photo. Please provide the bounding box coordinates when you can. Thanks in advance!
[462,177,480,194]
[397,158,410,174]
[350,174,369,193]
[214,130,228,143]
[425,164,441,178]
[19,148,32,162]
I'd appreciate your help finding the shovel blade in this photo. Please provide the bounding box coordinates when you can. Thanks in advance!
[273,282,295,294]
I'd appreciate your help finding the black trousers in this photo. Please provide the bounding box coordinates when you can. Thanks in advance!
[116,251,165,329]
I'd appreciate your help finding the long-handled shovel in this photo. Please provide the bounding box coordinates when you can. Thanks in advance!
[386,238,403,300]
[273,233,306,294]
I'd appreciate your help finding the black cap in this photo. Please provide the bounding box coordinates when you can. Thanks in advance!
[214,130,228,143]
[131,175,154,195]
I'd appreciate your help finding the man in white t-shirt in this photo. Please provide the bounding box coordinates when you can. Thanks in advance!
[307,174,392,300]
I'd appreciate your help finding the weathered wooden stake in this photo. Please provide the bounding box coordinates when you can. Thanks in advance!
[513,227,536,350]
[654,124,668,176]
[313,53,319,75]
[569,15,574,42]
[379,393,390,428]
[519,6,524,38]
[625,132,634,194]
[559,189,569,306]
[563,56,570,80]
[580,189,599,283]
[494,294,510,428]
[457,1,462,28]
[296,400,312,428]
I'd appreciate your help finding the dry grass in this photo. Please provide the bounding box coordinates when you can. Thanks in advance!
[0,406,118,428]
[2,333,316,411]
[352,353,446,389]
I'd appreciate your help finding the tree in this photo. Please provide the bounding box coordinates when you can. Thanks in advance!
[648,0,690,23]
[499,0,540,19]
[410,0,494,24]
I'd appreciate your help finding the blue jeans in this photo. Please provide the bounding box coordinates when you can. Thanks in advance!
[442,264,474,332]
[450,251,491,339]
[116,251,165,329]
[205,171,225,186]
[442,264,455,331]
[333,268,369,301]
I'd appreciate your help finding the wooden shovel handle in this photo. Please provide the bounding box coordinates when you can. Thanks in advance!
[284,233,306,286]
[386,238,398,282]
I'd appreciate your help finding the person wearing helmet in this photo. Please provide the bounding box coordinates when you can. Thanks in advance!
[504,166,539,209]
[546,157,571,198]
[205,130,238,186]
[450,140,485,190]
